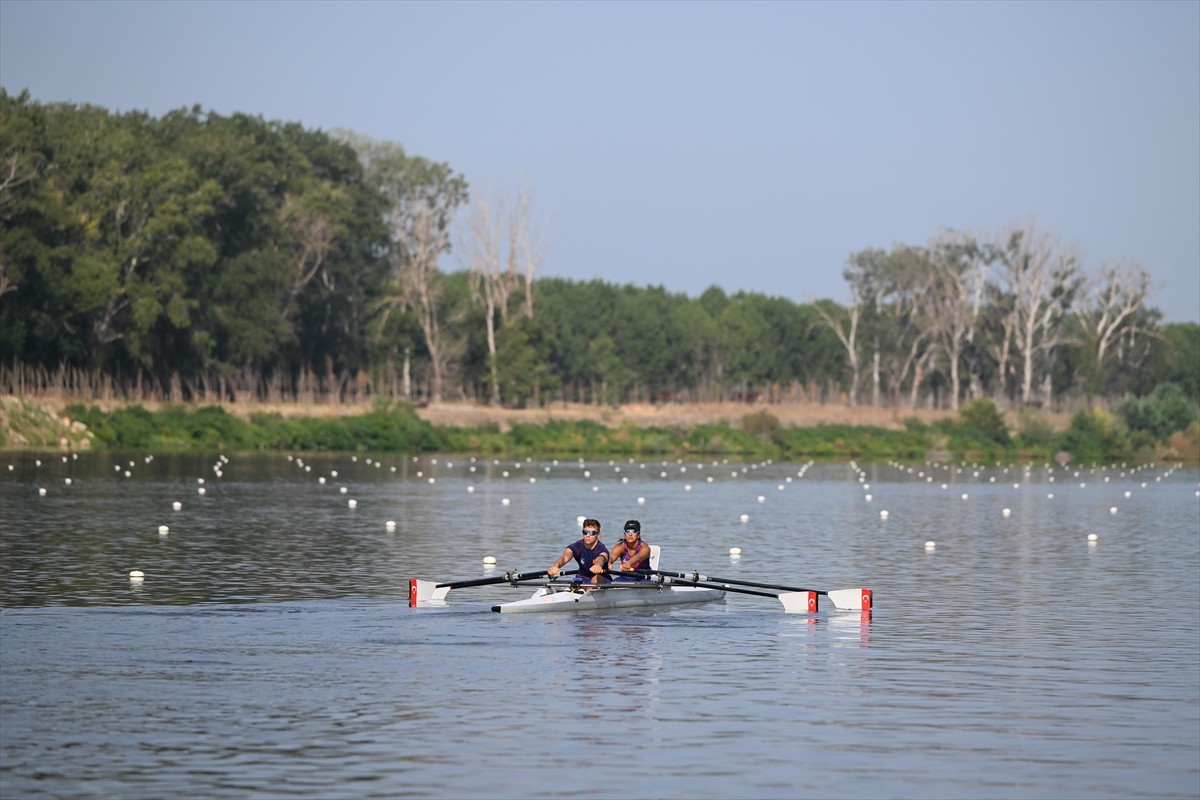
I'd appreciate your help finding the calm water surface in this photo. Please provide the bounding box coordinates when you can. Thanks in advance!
[1,452,1197,799]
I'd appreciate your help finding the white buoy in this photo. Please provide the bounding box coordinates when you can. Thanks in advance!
[428,477,436,484]
[483,555,497,565]
[198,478,204,485]
[637,497,646,505]
[340,486,348,494]
[386,520,396,531]
[467,486,475,493]
[348,499,357,509]
[757,495,765,503]
[864,494,872,502]
[1109,506,1118,515]
[684,484,692,491]
[961,493,969,501]
[880,510,889,519]
[37,487,46,496]
[729,547,742,556]
[129,570,144,580]
[158,525,169,535]
[1088,533,1098,542]
[925,541,936,550]
[172,501,182,511]
[1124,491,1132,498]
[739,514,749,523]
[318,477,326,484]
[501,498,510,506]
[1002,508,1011,517]
[64,477,72,486]
[198,487,206,495]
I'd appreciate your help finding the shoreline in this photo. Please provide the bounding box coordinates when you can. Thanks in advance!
[0,393,1072,452]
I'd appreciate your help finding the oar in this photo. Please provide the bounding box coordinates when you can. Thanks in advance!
[438,569,551,590]
[597,571,818,613]
[410,568,568,606]
[637,568,873,611]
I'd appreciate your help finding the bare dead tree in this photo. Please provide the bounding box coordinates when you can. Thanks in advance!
[459,191,514,405]
[993,220,1083,406]
[509,184,548,320]
[926,230,987,410]
[1072,259,1152,370]
[398,204,451,403]
[458,185,546,405]
[814,292,864,407]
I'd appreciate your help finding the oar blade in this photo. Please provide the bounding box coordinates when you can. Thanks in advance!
[826,588,873,611]
[778,591,819,613]
[409,578,451,606]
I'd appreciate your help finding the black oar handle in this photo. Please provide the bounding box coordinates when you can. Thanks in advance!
[638,567,827,597]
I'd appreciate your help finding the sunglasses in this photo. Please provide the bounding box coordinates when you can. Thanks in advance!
[624,529,639,534]
[582,529,599,536]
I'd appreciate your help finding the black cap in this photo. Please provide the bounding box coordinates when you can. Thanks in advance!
[623,520,640,533]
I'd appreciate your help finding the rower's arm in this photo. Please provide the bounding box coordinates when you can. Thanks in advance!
[548,547,573,575]
[625,543,650,569]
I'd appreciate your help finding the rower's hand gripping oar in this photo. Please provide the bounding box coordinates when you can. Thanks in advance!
[634,568,873,612]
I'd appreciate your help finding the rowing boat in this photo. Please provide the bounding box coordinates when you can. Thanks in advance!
[409,545,872,614]
[491,581,724,614]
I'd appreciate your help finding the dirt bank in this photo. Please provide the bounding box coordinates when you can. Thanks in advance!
[411,401,972,432]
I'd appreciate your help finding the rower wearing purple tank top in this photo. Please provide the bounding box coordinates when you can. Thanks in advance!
[608,519,652,581]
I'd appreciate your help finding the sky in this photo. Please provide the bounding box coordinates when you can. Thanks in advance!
[2,0,1198,322]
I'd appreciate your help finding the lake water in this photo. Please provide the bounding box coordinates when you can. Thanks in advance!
[1,451,1197,799]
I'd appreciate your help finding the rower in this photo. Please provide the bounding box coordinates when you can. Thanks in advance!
[608,519,652,581]
[547,518,611,585]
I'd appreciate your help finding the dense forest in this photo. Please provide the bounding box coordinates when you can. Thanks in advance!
[2,91,1197,425]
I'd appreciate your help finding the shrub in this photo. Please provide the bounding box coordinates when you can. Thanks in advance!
[1059,408,1132,462]
[957,399,1010,446]
[1117,383,1198,442]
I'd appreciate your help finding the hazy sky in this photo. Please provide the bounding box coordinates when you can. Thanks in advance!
[2,0,1197,322]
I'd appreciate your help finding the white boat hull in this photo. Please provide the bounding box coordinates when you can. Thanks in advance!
[492,582,725,614]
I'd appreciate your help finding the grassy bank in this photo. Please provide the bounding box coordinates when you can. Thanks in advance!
[3,396,1195,465]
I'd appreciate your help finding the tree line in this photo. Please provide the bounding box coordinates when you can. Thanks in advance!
[1,90,1196,415]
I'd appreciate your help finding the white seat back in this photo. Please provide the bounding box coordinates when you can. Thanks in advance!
[649,544,661,570]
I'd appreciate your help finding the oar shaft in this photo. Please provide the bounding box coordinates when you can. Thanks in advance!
[437,569,549,589]
[640,568,826,596]
[615,570,787,600]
